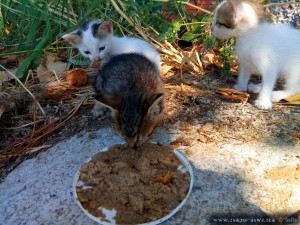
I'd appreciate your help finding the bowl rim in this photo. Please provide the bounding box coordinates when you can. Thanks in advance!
[73,144,194,225]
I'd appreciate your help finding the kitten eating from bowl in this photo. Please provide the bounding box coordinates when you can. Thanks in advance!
[211,0,300,109]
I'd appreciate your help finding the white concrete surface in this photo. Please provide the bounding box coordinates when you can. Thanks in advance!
[1,127,299,225]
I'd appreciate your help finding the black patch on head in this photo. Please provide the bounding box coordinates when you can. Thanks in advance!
[79,20,92,31]
[75,30,82,37]
[91,22,102,37]
[76,20,103,38]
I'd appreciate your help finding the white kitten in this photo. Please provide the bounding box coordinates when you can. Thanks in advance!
[62,20,161,70]
[211,0,300,109]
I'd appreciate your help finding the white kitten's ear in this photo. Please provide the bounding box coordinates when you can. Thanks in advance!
[147,93,165,120]
[97,21,113,37]
[62,33,82,46]
[95,93,121,111]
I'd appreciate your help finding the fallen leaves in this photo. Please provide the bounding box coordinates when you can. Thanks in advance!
[35,54,89,102]
[285,93,300,102]
[197,122,216,143]
[65,68,88,87]
[36,64,55,85]
[47,61,70,74]
[276,92,300,106]
[0,97,86,166]
[0,54,19,64]
[0,70,12,84]
[161,64,173,76]
[202,50,239,74]
[170,136,193,147]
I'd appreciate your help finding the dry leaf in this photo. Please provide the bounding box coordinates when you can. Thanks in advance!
[45,82,79,101]
[202,51,217,67]
[198,122,214,133]
[198,134,208,143]
[0,55,19,64]
[284,93,300,102]
[36,64,55,84]
[47,61,70,74]
[27,145,52,154]
[229,54,239,67]
[161,64,173,76]
[0,70,11,84]
[44,52,60,64]
[65,68,88,87]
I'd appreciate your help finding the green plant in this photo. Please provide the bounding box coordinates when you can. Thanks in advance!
[219,38,235,79]
[0,0,214,81]
[0,0,104,80]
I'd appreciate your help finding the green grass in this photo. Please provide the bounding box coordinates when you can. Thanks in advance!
[0,0,216,81]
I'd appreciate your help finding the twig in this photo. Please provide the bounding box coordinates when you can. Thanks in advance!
[236,96,249,111]
[0,120,44,130]
[109,0,149,41]
[0,98,85,164]
[179,1,212,15]
[0,65,46,116]
[64,97,87,121]
[31,96,37,139]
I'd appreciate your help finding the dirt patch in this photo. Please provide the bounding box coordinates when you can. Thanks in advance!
[1,71,299,182]
[265,165,300,183]
[75,143,191,224]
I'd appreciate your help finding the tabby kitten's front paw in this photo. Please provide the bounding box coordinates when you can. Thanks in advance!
[254,98,272,109]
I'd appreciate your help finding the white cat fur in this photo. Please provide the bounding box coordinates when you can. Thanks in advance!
[212,0,300,109]
[62,20,161,70]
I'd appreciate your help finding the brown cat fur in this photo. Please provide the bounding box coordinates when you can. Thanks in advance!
[93,53,165,147]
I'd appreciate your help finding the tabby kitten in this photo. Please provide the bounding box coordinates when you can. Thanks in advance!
[93,53,165,147]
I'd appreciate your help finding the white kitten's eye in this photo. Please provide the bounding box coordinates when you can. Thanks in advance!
[217,21,232,29]
[84,51,91,54]
[99,46,105,51]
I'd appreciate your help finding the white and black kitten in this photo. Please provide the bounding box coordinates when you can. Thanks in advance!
[62,20,161,70]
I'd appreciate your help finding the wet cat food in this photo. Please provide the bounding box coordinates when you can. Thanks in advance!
[75,143,191,224]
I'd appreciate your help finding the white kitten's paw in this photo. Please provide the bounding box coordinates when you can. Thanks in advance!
[248,83,262,93]
[271,91,290,102]
[233,84,247,92]
[254,99,273,109]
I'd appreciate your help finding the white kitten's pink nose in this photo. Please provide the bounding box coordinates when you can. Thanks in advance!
[94,56,100,61]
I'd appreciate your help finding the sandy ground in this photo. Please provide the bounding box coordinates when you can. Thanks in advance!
[1,125,299,225]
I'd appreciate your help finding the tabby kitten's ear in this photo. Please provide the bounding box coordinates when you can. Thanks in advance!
[97,21,114,38]
[146,93,165,121]
[95,93,121,111]
[62,33,82,46]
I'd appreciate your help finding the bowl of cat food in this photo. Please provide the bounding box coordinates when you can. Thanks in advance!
[73,142,194,225]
